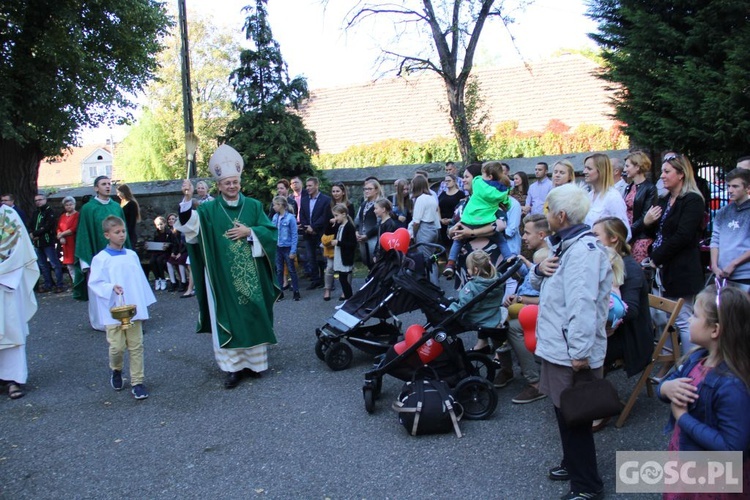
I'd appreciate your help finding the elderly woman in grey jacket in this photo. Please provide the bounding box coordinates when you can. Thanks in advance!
[530,184,612,500]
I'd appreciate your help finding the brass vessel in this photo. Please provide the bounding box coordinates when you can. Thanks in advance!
[110,295,137,329]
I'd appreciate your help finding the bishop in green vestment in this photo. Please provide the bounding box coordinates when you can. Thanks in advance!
[73,176,130,330]
[175,145,278,389]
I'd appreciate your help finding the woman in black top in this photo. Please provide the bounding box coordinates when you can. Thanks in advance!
[622,151,658,264]
[117,184,141,245]
[438,174,463,248]
[355,179,383,269]
[643,153,705,351]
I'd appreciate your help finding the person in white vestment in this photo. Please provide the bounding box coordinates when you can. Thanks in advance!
[0,205,40,400]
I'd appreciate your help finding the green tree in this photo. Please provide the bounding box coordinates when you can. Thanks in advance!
[116,13,241,181]
[0,0,170,210]
[223,0,318,202]
[587,0,750,166]
[344,0,512,165]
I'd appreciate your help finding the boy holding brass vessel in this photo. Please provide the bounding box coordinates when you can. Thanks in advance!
[89,216,156,400]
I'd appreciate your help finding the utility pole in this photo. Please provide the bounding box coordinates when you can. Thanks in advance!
[178,0,198,178]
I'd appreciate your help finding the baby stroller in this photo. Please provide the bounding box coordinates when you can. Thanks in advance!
[314,243,445,371]
[362,259,524,420]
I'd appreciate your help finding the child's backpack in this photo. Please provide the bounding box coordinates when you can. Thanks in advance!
[392,366,463,437]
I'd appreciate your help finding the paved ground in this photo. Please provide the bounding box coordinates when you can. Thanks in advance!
[1,276,665,499]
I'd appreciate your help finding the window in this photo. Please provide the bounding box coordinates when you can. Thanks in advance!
[89,166,97,178]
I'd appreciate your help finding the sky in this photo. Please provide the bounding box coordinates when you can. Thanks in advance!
[83,0,598,144]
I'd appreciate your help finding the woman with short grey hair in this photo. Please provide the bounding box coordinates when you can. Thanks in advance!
[56,196,79,283]
[530,183,612,499]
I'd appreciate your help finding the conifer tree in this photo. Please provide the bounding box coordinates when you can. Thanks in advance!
[223,0,318,201]
[588,0,750,166]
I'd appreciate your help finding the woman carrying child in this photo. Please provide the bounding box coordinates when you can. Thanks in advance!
[330,203,357,301]
[658,283,750,499]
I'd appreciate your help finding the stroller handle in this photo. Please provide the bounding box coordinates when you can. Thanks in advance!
[408,242,445,259]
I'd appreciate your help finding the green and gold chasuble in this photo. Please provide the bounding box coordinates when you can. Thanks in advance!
[187,194,279,349]
[73,198,129,301]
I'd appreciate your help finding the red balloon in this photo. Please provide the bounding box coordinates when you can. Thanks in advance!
[404,324,425,347]
[402,324,443,363]
[517,304,539,353]
[393,340,408,355]
[379,227,410,254]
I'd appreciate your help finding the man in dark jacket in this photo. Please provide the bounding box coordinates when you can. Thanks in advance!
[299,177,332,289]
[30,192,65,293]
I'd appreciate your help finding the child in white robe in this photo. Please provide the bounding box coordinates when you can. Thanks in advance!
[88,216,156,400]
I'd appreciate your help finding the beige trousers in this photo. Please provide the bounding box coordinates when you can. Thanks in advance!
[106,320,144,386]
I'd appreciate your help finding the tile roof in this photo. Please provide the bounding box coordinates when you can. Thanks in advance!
[297,54,616,154]
[38,144,114,187]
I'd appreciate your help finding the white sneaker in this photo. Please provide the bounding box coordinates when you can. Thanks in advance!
[154,280,160,291]
[160,279,167,291]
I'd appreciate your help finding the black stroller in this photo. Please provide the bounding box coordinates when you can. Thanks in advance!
[314,243,445,371]
[362,259,524,420]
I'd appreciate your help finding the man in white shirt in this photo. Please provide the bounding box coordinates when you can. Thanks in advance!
[523,162,553,215]
[612,157,629,197]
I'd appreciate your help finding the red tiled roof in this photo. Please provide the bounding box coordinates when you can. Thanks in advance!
[38,144,113,187]
[298,54,615,154]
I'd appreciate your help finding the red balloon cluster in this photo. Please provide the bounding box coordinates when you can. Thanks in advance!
[517,304,539,353]
[393,324,443,363]
[379,228,410,254]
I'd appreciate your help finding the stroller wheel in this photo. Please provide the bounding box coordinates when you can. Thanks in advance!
[465,352,496,381]
[363,387,376,413]
[454,376,498,420]
[314,339,328,361]
[325,342,353,371]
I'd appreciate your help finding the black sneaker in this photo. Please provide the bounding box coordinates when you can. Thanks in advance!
[131,384,149,400]
[110,370,123,391]
[560,490,603,500]
[293,291,301,301]
[549,465,570,481]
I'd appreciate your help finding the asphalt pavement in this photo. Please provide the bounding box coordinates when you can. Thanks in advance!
[0,276,664,499]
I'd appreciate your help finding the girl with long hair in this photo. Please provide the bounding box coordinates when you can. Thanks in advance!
[658,284,750,498]
[116,184,140,244]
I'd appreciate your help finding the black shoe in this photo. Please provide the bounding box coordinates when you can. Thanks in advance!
[560,490,603,500]
[110,370,123,391]
[177,282,187,293]
[282,283,291,291]
[549,465,570,481]
[242,368,262,379]
[306,281,323,290]
[224,371,242,389]
[293,291,301,301]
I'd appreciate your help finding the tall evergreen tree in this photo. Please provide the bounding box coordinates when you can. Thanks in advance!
[223,0,318,202]
[588,0,750,167]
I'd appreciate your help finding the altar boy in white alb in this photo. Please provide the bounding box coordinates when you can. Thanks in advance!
[89,216,156,400]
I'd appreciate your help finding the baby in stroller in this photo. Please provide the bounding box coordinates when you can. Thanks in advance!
[447,250,508,343]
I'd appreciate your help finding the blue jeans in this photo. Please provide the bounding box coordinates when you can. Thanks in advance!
[276,246,299,292]
[36,245,64,289]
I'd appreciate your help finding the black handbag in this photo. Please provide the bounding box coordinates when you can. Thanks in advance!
[559,369,623,427]
[392,366,463,437]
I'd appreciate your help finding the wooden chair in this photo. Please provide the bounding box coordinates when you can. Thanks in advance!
[615,295,684,428]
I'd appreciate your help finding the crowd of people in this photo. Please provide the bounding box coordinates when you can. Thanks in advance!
[2,147,750,500]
